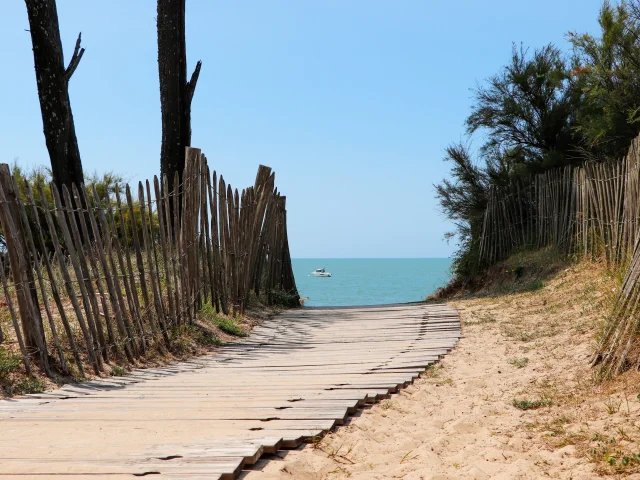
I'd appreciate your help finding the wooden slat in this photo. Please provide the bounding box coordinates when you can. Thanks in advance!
[0,303,459,479]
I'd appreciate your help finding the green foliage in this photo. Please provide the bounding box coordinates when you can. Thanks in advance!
[214,317,247,337]
[109,365,127,377]
[13,376,46,394]
[512,398,553,410]
[200,302,217,318]
[467,43,584,174]
[268,289,301,307]
[436,44,582,279]
[508,357,529,368]
[513,265,524,278]
[435,145,489,277]
[199,302,248,337]
[185,324,222,347]
[569,0,640,158]
[12,163,125,209]
[0,347,21,378]
[524,279,545,291]
[607,452,640,468]
[437,2,640,281]
[170,323,221,354]
[5,163,157,255]
[197,328,223,346]
[111,194,159,248]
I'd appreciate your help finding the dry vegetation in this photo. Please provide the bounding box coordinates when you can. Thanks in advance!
[248,249,640,479]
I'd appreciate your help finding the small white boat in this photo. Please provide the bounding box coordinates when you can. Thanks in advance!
[311,268,332,277]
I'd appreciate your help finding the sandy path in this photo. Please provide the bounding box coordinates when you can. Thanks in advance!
[245,260,640,479]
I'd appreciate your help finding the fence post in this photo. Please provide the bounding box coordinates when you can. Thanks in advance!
[0,164,49,373]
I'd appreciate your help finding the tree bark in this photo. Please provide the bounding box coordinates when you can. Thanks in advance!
[24,0,85,192]
[157,0,201,214]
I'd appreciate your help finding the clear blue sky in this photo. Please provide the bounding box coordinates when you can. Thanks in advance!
[0,1,602,258]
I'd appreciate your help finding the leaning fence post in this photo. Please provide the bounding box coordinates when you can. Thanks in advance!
[0,164,49,373]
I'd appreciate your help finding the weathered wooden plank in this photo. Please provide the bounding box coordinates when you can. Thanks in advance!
[0,301,459,480]
[24,182,84,374]
[39,183,101,373]
[71,183,118,360]
[137,182,170,346]
[59,185,108,362]
[80,183,135,363]
[13,177,67,371]
[0,166,49,372]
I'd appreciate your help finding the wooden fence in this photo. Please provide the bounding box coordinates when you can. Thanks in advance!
[0,148,298,377]
[478,136,640,268]
[477,134,640,375]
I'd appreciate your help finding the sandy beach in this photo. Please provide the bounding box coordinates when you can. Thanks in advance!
[245,256,640,479]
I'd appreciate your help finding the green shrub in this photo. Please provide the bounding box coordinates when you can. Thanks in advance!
[110,365,127,377]
[199,303,247,337]
[0,347,21,378]
[508,357,529,368]
[269,289,300,307]
[14,376,46,394]
[170,323,221,354]
[512,398,552,410]
[524,279,544,291]
[214,317,247,337]
[7,163,157,255]
[513,265,524,278]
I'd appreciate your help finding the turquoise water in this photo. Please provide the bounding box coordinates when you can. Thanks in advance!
[292,258,452,307]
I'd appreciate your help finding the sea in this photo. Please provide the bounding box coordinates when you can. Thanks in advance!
[292,258,453,307]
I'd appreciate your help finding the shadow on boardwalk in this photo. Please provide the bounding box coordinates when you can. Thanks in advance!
[0,302,459,479]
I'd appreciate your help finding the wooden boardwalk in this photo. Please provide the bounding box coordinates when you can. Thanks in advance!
[0,303,459,479]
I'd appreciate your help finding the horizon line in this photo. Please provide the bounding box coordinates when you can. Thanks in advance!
[291,257,452,260]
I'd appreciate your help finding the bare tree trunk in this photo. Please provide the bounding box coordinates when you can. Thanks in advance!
[24,0,85,192]
[157,0,201,215]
